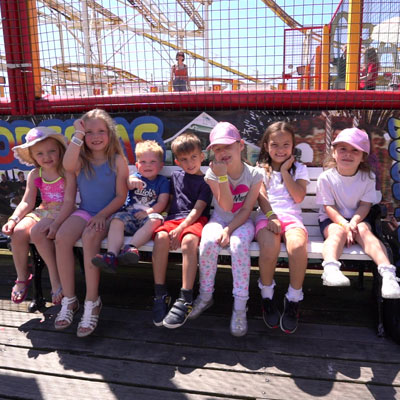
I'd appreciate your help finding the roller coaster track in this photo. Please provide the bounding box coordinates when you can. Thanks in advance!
[176,0,204,30]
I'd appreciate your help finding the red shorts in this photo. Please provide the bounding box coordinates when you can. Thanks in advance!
[153,216,208,242]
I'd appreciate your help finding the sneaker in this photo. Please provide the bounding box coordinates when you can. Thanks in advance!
[321,261,350,286]
[280,297,300,334]
[92,252,118,273]
[230,308,248,337]
[117,245,140,266]
[163,298,193,329]
[187,295,214,320]
[262,297,280,329]
[381,273,400,299]
[152,294,171,327]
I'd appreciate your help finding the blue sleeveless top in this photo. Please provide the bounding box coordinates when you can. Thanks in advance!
[77,161,116,216]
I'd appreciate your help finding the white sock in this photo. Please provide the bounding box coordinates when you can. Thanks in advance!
[258,279,275,300]
[286,284,304,302]
[233,296,248,311]
[378,264,396,278]
[198,291,213,302]
[322,260,342,271]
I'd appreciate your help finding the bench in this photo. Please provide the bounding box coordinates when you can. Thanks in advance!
[28,165,393,336]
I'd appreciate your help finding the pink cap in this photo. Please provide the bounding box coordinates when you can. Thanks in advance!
[332,127,370,155]
[207,122,241,150]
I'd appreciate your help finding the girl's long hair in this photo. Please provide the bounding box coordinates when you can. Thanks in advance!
[80,109,126,177]
[257,121,297,181]
[29,138,66,177]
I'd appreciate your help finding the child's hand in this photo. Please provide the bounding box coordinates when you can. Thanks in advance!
[210,160,228,177]
[128,176,145,190]
[281,155,294,172]
[134,210,147,220]
[46,221,61,239]
[267,217,281,234]
[217,227,230,247]
[169,227,182,250]
[87,214,106,231]
[2,221,15,236]
[73,118,86,134]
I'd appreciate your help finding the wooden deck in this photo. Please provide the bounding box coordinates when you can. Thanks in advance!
[0,252,399,400]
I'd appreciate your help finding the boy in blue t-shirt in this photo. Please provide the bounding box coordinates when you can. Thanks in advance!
[92,140,169,272]
[152,133,212,329]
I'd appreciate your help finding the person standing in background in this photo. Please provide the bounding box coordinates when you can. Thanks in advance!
[171,52,191,92]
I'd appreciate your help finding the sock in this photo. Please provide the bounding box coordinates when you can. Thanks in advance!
[258,279,275,300]
[233,296,247,311]
[154,284,167,298]
[286,284,304,302]
[378,264,396,278]
[199,291,213,302]
[322,260,341,271]
[180,288,193,304]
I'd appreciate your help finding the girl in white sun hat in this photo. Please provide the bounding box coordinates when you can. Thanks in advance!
[2,127,76,305]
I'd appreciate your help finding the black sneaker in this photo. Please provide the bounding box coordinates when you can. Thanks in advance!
[163,298,193,329]
[280,297,300,334]
[152,294,171,327]
[262,297,281,329]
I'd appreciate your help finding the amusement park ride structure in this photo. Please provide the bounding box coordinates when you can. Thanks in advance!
[0,0,399,98]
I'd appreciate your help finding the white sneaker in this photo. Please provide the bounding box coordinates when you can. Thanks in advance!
[187,295,214,320]
[321,261,350,287]
[381,273,400,299]
[230,309,248,337]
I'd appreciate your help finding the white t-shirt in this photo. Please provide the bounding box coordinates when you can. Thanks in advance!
[205,163,263,224]
[316,167,377,222]
[257,162,309,219]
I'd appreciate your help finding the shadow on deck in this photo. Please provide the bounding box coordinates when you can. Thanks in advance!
[0,252,399,399]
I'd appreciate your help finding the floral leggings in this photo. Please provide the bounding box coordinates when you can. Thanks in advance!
[199,214,255,301]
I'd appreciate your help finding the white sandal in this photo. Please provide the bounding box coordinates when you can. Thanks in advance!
[77,297,102,338]
[54,296,79,330]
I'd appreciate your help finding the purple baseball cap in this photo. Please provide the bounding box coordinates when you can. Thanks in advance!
[207,122,241,150]
[332,127,370,155]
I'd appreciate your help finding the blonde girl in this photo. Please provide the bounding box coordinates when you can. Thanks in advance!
[316,128,400,299]
[189,122,263,337]
[54,109,128,337]
[255,122,309,334]
[3,127,76,305]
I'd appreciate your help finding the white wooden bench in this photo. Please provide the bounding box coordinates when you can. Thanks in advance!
[77,165,373,262]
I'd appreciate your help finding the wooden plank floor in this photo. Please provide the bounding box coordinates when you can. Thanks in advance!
[0,252,399,400]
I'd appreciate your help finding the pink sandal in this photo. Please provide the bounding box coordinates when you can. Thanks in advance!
[51,286,63,305]
[11,274,33,304]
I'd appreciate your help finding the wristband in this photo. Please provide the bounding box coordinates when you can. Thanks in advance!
[338,221,348,227]
[75,130,86,136]
[217,175,228,183]
[71,135,84,147]
[8,215,20,223]
[265,210,275,219]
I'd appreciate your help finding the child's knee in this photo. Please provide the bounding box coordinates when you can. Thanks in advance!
[181,234,199,251]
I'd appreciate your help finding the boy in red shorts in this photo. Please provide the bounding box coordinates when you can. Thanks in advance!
[152,133,212,328]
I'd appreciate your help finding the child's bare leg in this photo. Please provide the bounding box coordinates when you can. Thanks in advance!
[181,233,200,290]
[55,216,86,298]
[30,219,62,302]
[284,228,308,290]
[356,222,390,265]
[10,217,36,301]
[106,218,125,255]
[152,231,170,285]
[130,219,162,249]
[256,228,281,286]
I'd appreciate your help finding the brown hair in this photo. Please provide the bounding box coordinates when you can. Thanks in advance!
[80,109,126,176]
[323,146,372,175]
[135,140,164,162]
[257,121,297,180]
[29,137,66,177]
[171,133,202,157]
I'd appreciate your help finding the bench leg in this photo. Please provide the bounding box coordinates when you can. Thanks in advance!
[28,244,46,313]
[372,267,386,337]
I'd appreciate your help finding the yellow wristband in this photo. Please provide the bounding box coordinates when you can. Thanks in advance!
[338,221,348,227]
[265,210,275,219]
[217,175,228,183]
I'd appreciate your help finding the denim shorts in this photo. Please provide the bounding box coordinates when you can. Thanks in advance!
[112,210,163,236]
